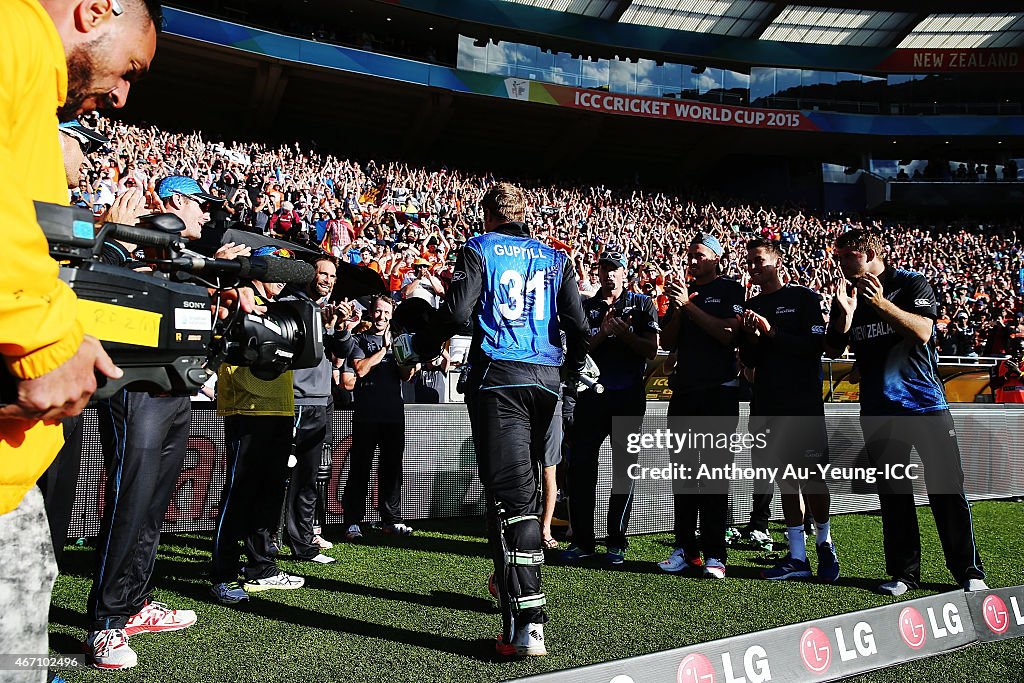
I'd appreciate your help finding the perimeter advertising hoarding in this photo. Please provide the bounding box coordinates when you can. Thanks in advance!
[512,590,982,683]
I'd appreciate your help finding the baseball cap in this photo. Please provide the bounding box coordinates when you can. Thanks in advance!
[414,258,431,267]
[692,232,724,257]
[157,175,220,203]
[59,121,110,155]
[598,250,627,270]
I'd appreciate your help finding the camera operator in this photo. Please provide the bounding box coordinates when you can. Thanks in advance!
[280,256,355,560]
[340,295,418,541]
[1,0,159,676]
[84,175,234,669]
[211,247,310,603]
[36,122,118,569]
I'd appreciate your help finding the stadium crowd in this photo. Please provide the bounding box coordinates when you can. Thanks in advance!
[71,115,1023,363]
[6,0,1018,676]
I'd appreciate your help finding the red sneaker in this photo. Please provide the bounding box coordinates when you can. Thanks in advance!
[124,601,197,636]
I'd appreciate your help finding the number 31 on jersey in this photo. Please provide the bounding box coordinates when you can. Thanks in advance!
[499,269,546,321]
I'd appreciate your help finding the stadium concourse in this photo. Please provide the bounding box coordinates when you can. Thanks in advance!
[74,116,1023,359]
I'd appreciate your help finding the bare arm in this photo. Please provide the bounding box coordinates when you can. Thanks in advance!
[617,326,659,359]
[872,299,932,345]
[353,345,387,377]
[541,465,558,547]
[678,302,739,347]
[859,273,933,344]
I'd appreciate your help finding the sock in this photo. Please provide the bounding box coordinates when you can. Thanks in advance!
[816,520,832,546]
[787,526,807,561]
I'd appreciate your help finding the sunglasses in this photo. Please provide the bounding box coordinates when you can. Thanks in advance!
[601,251,624,263]
[61,130,105,156]
[178,194,212,213]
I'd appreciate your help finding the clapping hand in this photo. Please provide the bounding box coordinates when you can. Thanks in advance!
[856,272,885,308]
[833,277,857,318]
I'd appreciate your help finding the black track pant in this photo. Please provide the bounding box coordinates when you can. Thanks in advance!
[568,384,646,551]
[38,415,84,566]
[286,405,329,559]
[88,393,190,631]
[211,415,293,584]
[467,381,557,629]
[861,410,985,586]
[342,420,405,525]
[667,386,740,562]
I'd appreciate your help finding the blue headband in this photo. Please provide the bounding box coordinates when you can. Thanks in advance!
[694,233,723,257]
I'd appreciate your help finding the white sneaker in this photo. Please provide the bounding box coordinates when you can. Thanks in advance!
[379,522,414,536]
[497,622,547,656]
[309,553,336,564]
[878,580,911,596]
[244,572,305,592]
[84,629,138,670]
[748,529,773,549]
[124,601,197,636]
[703,558,727,579]
[313,534,334,550]
[658,548,703,573]
[964,578,989,592]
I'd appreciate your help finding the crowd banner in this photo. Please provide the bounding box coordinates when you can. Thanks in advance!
[511,588,1015,683]
[518,81,818,132]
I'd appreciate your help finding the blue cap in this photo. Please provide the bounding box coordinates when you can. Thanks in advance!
[157,175,220,203]
[692,232,724,257]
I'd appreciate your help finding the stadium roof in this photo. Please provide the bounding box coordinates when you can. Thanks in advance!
[497,1,1024,48]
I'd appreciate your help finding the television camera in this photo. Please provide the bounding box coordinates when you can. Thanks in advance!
[26,202,324,399]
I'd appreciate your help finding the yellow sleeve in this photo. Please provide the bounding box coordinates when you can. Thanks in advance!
[0,0,82,379]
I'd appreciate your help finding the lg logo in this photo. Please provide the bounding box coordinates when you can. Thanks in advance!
[799,627,831,674]
[898,607,927,650]
[899,602,964,649]
[676,648,771,683]
[800,623,877,674]
[983,595,1010,635]
[678,653,716,683]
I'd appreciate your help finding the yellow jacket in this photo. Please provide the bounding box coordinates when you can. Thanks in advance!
[0,0,84,515]
[216,293,295,417]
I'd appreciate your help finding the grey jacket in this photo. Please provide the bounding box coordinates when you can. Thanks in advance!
[281,288,354,406]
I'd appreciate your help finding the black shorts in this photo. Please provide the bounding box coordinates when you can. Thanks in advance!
[750,413,829,475]
[542,395,563,468]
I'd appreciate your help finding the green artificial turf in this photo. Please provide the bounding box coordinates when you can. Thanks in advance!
[49,500,1024,682]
